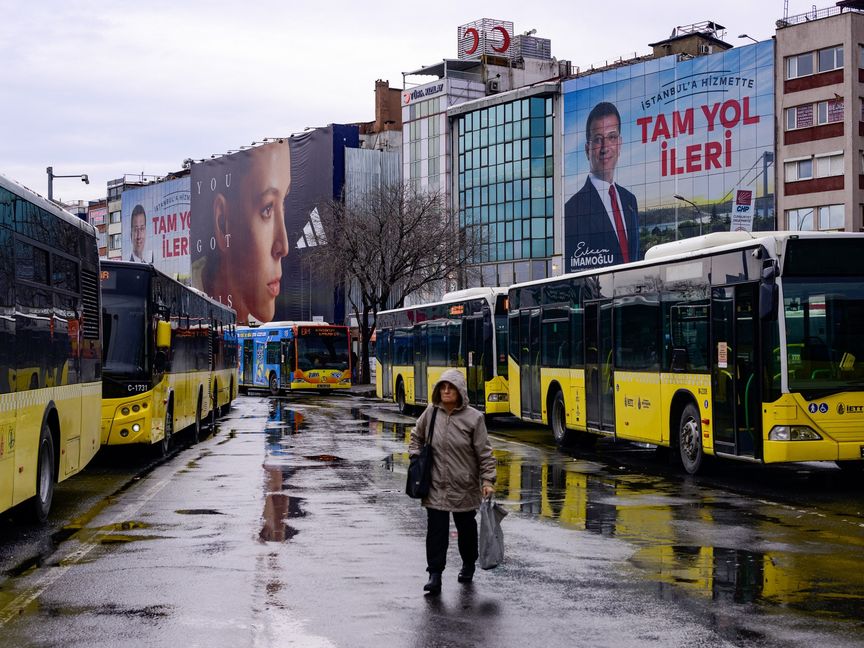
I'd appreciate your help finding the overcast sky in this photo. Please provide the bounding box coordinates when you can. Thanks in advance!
[0,0,824,204]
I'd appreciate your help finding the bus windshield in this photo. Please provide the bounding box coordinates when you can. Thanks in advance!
[297,328,349,371]
[783,278,864,398]
[101,268,149,379]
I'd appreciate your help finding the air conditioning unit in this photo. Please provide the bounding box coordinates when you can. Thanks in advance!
[698,44,712,55]
[486,79,500,93]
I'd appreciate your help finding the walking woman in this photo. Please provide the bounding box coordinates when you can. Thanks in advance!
[408,369,496,595]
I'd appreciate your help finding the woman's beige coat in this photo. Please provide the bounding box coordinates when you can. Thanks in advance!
[408,369,496,512]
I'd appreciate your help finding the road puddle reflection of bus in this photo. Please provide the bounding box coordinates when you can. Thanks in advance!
[490,446,864,620]
[376,417,864,623]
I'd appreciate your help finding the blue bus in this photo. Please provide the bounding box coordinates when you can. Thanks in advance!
[237,321,352,395]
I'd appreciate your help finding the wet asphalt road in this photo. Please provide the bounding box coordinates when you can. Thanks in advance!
[0,392,863,647]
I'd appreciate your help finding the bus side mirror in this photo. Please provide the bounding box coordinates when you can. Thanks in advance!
[156,320,171,349]
[759,260,778,321]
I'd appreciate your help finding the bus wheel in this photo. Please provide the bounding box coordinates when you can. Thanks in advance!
[269,373,279,397]
[158,409,173,457]
[396,381,409,415]
[191,397,202,445]
[210,387,219,429]
[29,424,55,523]
[221,380,234,416]
[678,403,703,475]
[550,390,571,447]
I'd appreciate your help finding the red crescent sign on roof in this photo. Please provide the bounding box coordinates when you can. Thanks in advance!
[491,25,510,53]
[465,27,479,54]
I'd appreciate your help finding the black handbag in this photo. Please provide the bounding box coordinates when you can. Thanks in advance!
[406,407,437,499]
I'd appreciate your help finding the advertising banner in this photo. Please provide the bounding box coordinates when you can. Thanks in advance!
[190,126,356,325]
[562,40,774,272]
[121,177,191,280]
[730,188,754,231]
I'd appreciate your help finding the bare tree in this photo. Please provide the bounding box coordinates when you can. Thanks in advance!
[314,182,481,384]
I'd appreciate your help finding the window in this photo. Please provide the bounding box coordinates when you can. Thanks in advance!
[786,52,814,79]
[109,210,121,224]
[818,204,845,230]
[817,98,843,124]
[784,158,813,182]
[785,153,842,181]
[786,99,843,130]
[815,152,843,177]
[787,204,844,231]
[818,45,843,73]
[109,233,122,249]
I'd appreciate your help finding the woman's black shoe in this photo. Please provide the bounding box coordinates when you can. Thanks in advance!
[457,568,474,583]
[423,572,442,594]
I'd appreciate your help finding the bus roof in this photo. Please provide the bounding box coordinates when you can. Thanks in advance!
[100,259,237,315]
[0,171,98,238]
[379,286,506,317]
[510,231,864,292]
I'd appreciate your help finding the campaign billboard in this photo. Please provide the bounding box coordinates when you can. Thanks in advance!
[562,40,774,271]
[190,126,356,325]
[121,177,191,280]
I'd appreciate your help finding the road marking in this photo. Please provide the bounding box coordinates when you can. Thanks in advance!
[0,473,175,626]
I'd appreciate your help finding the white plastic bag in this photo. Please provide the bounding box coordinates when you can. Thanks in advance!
[478,497,507,570]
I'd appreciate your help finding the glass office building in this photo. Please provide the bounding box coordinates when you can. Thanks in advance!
[455,93,556,286]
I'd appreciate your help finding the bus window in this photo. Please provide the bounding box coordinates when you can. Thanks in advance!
[614,297,660,372]
[541,305,569,368]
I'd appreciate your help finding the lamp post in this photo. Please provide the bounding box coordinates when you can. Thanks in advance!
[738,34,759,44]
[47,166,89,202]
[673,194,703,236]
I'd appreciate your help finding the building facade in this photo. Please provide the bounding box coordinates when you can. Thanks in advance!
[775,3,864,232]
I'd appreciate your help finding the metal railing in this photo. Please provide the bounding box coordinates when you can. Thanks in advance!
[777,4,864,28]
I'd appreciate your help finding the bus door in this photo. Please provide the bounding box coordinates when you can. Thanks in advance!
[242,339,254,385]
[711,284,760,458]
[379,329,392,398]
[465,315,485,410]
[585,300,615,433]
[519,309,542,420]
[413,324,427,404]
[281,337,295,388]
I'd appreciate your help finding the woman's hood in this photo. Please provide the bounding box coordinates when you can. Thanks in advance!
[432,368,470,409]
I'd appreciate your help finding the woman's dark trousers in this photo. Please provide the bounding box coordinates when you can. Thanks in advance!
[425,507,477,573]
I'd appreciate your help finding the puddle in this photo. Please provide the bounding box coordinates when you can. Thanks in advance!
[175,509,223,516]
[260,464,306,542]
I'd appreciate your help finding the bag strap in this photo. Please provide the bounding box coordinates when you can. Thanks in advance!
[425,407,438,447]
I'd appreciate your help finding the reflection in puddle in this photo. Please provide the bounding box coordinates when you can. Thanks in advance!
[380,416,864,623]
[260,464,305,542]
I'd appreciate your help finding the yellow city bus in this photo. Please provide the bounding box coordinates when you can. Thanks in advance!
[376,287,509,414]
[0,174,102,521]
[507,231,864,474]
[100,261,237,454]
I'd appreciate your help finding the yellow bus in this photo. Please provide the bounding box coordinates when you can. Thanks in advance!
[100,261,237,454]
[507,231,864,474]
[0,174,102,521]
[375,287,509,415]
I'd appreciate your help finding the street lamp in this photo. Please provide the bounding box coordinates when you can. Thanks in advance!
[47,166,89,202]
[738,34,759,44]
[673,194,703,236]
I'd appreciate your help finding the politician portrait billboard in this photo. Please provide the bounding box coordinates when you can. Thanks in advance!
[190,126,355,325]
[121,177,191,281]
[562,40,774,272]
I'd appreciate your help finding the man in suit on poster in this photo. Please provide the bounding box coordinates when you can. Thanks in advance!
[564,101,640,270]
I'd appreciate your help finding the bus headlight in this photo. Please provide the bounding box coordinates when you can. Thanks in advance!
[121,407,130,416]
[769,425,822,441]
[131,423,141,433]
[487,393,509,402]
